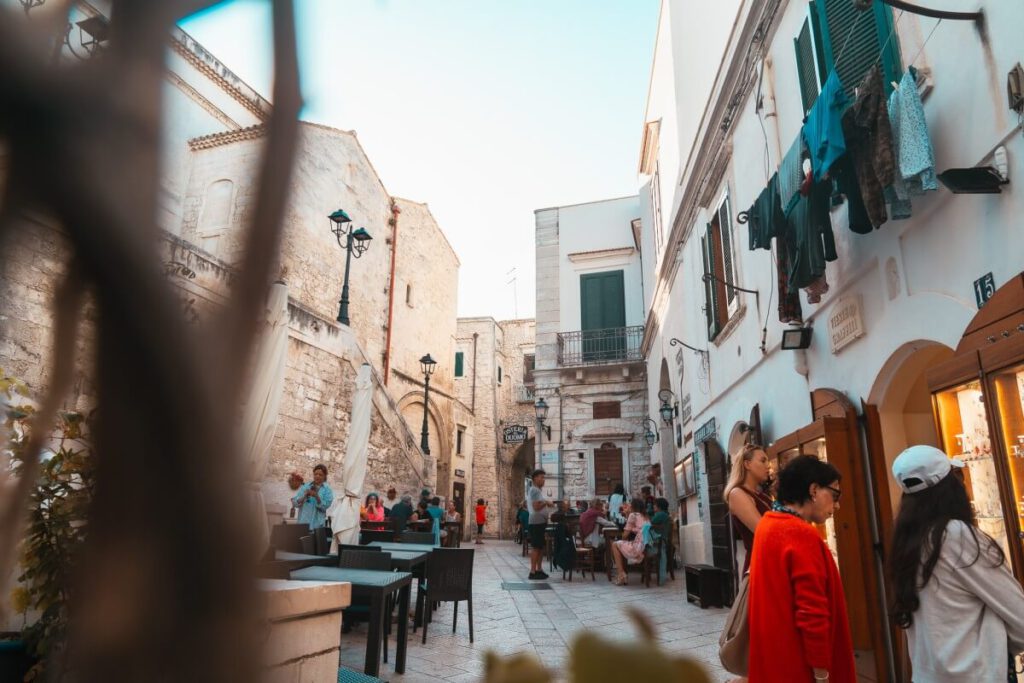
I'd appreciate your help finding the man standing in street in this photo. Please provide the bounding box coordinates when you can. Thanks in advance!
[527,468,555,580]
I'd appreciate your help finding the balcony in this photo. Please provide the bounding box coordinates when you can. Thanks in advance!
[516,385,536,403]
[556,325,644,367]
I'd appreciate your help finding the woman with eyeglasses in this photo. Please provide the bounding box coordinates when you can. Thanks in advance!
[747,455,854,683]
[889,445,1024,682]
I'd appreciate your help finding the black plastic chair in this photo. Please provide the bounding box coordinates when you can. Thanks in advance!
[359,529,396,545]
[299,535,315,555]
[339,543,378,555]
[339,550,395,662]
[397,531,434,545]
[269,522,311,553]
[312,526,330,555]
[417,548,474,644]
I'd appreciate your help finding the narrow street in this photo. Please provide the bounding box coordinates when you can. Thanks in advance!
[338,541,730,682]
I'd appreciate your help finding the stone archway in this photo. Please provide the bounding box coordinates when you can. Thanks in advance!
[499,438,535,538]
[396,392,450,491]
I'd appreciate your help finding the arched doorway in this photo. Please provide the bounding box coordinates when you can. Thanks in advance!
[868,341,954,514]
[501,438,534,538]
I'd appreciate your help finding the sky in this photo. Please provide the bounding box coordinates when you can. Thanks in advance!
[181,0,660,320]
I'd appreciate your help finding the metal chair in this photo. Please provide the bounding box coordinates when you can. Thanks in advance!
[359,529,395,545]
[397,531,434,545]
[417,548,475,644]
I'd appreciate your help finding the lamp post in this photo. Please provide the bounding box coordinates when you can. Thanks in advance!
[419,354,437,455]
[329,209,372,326]
[534,397,550,471]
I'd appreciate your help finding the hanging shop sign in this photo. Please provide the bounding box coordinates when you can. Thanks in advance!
[828,295,865,354]
[694,417,717,445]
[973,272,995,308]
[502,425,528,443]
[679,394,692,424]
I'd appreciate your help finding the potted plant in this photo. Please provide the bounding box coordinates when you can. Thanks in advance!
[3,369,95,681]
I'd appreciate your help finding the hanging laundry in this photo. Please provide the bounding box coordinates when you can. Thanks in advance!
[885,69,939,218]
[802,71,849,182]
[783,174,836,291]
[779,135,807,216]
[747,172,786,251]
[831,153,873,235]
[775,233,803,324]
[805,275,829,304]
[841,65,896,229]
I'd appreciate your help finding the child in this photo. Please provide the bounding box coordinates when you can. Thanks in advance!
[474,498,487,544]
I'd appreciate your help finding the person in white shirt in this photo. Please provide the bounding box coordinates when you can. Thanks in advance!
[889,445,1024,683]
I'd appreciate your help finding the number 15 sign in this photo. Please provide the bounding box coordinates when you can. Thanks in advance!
[973,272,995,309]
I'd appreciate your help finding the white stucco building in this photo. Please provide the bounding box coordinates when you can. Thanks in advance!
[533,196,656,505]
[638,1,1024,680]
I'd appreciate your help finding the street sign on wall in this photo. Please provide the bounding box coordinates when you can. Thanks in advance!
[974,272,995,308]
[503,425,528,443]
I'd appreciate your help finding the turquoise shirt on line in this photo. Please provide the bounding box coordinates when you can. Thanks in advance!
[291,482,334,530]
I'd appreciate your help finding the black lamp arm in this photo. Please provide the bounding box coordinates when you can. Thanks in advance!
[669,338,708,356]
[701,272,760,296]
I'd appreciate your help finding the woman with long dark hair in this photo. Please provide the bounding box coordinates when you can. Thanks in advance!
[889,445,1024,682]
[608,482,627,526]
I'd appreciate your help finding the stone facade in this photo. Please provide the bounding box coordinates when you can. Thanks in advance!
[455,317,536,537]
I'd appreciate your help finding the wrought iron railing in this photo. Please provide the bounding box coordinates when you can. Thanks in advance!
[556,325,644,366]
[516,385,536,403]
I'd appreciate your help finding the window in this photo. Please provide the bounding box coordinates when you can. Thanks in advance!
[198,179,233,255]
[700,191,738,341]
[455,352,464,378]
[405,283,413,307]
[579,270,627,362]
[651,162,664,253]
[456,426,465,456]
[593,401,621,420]
[523,354,536,386]
[497,366,502,384]
[795,0,901,114]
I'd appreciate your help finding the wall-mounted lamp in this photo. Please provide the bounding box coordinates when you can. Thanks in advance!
[658,389,677,425]
[642,418,659,447]
[781,326,813,350]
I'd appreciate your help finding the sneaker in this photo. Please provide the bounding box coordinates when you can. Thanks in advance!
[528,571,543,580]
[536,571,549,579]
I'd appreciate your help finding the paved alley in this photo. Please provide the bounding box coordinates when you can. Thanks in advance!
[338,541,731,682]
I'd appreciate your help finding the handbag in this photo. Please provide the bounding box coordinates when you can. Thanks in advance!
[718,573,750,675]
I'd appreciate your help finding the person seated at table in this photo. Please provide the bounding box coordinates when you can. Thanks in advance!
[390,493,415,533]
[413,500,430,525]
[291,463,334,530]
[610,497,650,585]
[579,498,615,548]
[650,497,671,530]
[382,487,398,517]
[360,492,385,522]
[640,485,655,516]
[608,483,627,526]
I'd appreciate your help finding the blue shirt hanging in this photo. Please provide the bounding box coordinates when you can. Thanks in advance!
[802,71,849,181]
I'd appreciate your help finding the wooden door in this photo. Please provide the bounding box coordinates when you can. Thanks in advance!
[593,443,623,496]
[702,440,732,573]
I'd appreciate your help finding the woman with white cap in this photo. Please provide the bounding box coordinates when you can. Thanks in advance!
[889,445,1024,683]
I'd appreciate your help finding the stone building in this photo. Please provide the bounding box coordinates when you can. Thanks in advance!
[455,317,536,538]
[0,7,465,528]
[531,197,653,508]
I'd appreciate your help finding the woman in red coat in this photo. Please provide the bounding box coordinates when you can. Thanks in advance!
[747,455,855,683]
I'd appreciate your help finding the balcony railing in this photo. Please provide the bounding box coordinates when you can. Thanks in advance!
[516,385,536,403]
[556,325,644,367]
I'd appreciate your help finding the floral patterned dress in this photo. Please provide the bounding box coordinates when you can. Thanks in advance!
[614,512,649,564]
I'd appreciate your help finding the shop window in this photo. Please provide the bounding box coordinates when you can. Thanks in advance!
[593,401,621,420]
[455,351,464,378]
[700,191,738,341]
[456,426,465,456]
[794,0,902,114]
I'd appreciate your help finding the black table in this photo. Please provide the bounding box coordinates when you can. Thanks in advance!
[290,566,414,677]
[368,542,433,628]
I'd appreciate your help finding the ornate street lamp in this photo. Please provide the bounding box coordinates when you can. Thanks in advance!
[658,389,676,425]
[535,397,551,469]
[329,209,372,326]
[419,353,437,455]
[642,417,659,447]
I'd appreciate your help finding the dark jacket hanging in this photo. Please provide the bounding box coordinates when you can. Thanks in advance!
[841,65,896,230]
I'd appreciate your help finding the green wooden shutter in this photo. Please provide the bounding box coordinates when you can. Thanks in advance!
[700,224,721,341]
[455,352,464,377]
[795,14,823,115]
[717,196,736,308]
[815,0,901,99]
[580,271,625,331]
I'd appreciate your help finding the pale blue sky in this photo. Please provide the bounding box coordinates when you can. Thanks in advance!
[181,0,659,319]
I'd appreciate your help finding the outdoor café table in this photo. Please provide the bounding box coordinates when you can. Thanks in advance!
[290,566,413,677]
[602,527,620,581]
[368,542,434,628]
[267,550,337,574]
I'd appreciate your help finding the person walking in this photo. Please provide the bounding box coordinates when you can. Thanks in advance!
[526,469,555,580]
[889,445,1024,683]
[474,498,487,544]
[725,443,773,576]
[290,463,334,530]
[747,455,855,683]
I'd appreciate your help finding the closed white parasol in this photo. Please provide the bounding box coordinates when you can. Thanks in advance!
[329,362,373,552]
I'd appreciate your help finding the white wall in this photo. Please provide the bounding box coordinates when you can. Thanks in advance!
[555,196,644,332]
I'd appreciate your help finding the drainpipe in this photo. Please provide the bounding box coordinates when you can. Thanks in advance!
[382,199,401,384]
[492,320,503,539]
[557,388,564,501]
[471,332,479,413]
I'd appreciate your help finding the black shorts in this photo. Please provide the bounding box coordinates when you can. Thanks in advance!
[477,523,484,534]
[528,523,547,549]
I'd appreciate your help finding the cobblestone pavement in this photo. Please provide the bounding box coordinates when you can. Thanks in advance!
[338,540,731,682]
